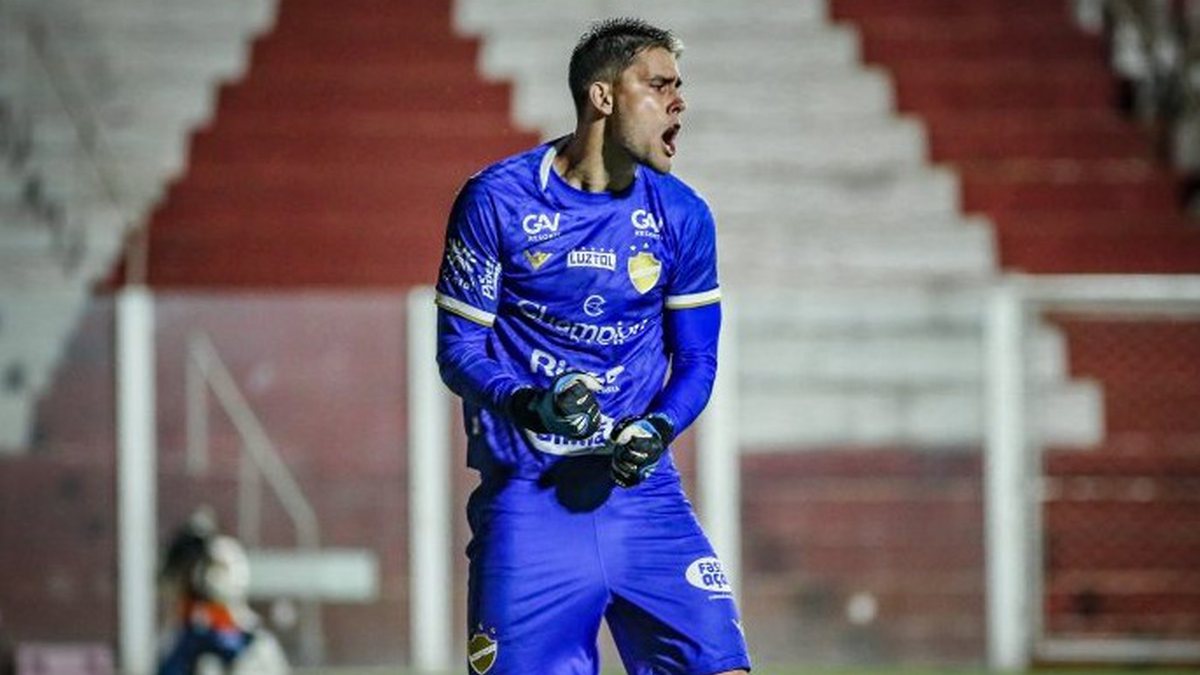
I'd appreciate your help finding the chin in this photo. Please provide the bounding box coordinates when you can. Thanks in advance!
[644,156,673,174]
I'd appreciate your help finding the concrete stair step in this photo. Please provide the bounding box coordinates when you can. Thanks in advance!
[33,125,188,180]
[249,40,476,70]
[692,168,960,220]
[716,212,989,235]
[206,109,520,137]
[13,155,163,210]
[673,119,927,172]
[187,132,527,165]
[239,60,489,88]
[998,229,1200,274]
[1046,448,1200,475]
[456,0,828,33]
[961,161,1182,212]
[176,160,480,194]
[895,73,1116,111]
[218,80,513,115]
[157,185,454,221]
[741,327,1070,385]
[928,126,1147,162]
[0,79,212,132]
[735,281,989,332]
[719,224,995,280]
[833,0,1064,20]
[26,0,276,34]
[478,27,862,81]
[890,59,1113,81]
[740,381,1103,449]
[859,28,1102,62]
[513,68,894,132]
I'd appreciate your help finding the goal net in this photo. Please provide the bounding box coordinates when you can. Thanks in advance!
[985,275,1200,669]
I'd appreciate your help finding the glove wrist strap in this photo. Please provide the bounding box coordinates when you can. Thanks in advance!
[507,386,548,433]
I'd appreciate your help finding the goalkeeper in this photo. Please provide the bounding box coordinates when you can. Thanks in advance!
[435,17,750,675]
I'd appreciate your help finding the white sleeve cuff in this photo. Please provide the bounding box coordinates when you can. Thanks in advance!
[435,293,496,326]
[665,288,721,310]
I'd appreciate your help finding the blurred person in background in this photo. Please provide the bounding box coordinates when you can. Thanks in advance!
[435,17,750,675]
[157,512,287,675]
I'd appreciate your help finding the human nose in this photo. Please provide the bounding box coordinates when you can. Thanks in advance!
[670,91,686,116]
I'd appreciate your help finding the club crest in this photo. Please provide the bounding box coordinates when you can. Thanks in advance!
[627,251,661,294]
[469,632,498,674]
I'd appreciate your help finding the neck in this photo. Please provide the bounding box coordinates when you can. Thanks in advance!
[552,119,637,193]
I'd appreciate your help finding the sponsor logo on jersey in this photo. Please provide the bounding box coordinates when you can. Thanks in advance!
[522,212,561,241]
[530,348,624,393]
[583,294,606,317]
[517,300,651,346]
[442,238,501,300]
[631,209,662,238]
[479,259,501,301]
[468,630,498,674]
[523,249,552,270]
[627,252,661,294]
[526,415,615,456]
[567,249,617,271]
[686,557,733,596]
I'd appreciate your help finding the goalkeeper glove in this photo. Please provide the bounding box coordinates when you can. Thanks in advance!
[609,413,674,488]
[509,371,603,439]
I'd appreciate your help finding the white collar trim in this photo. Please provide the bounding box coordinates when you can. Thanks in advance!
[539,136,571,191]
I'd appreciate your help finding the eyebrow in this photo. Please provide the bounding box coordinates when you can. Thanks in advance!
[650,75,683,87]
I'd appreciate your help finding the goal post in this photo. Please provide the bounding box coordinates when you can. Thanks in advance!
[984,274,1200,671]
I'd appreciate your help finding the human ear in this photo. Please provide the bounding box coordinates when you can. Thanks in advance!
[589,81,613,116]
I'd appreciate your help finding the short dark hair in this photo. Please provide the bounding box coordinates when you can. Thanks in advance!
[568,18,683,114]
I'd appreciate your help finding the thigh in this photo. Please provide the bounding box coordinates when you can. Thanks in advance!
[466,480,609,675]
[601,478,752,674]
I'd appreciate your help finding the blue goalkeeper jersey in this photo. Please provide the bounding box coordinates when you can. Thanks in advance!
[434,138,721,481]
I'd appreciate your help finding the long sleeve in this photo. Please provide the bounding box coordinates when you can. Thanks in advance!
[649,301,720,436]
[433,179,526,415]
[436,309,525,415]
[650,191,722,437]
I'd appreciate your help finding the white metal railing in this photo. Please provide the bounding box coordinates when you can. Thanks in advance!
[185,331,325,665]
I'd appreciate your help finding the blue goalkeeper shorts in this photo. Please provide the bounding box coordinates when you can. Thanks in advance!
[465,457,751,675]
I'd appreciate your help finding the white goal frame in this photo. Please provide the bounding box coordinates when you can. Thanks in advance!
[984,274,1200,671]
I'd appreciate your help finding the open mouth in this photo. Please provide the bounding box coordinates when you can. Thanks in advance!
[662,124,681,157]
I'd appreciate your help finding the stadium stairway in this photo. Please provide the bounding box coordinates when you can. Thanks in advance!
[833,0,1200,652]
[144,0,537,287]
